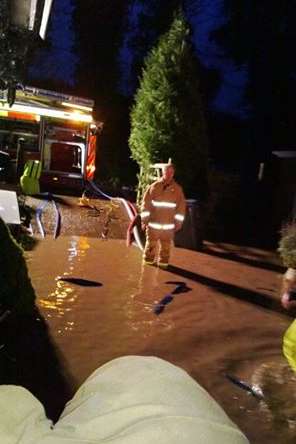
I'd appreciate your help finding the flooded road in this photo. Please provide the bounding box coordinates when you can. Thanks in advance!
[26,236,296,443]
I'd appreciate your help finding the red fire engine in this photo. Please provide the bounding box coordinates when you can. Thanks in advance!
[0,85,102,191]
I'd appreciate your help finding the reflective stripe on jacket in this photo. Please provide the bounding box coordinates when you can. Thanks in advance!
[141,178,186,233]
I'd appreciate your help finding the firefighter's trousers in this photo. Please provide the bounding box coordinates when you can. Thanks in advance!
[143,227,172,264]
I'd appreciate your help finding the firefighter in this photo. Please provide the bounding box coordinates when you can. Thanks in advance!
[141,163,186,268]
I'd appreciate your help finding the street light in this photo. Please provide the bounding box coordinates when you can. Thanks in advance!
[0,0,54,106]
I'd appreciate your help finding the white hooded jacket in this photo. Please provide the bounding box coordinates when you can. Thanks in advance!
[0,356,249,444]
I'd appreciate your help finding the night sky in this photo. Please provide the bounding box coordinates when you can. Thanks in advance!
[29,0,77,86]
[121,0,250,119]
[29,0,249,120]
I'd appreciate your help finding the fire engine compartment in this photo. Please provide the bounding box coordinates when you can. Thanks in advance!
[0,86,101,192]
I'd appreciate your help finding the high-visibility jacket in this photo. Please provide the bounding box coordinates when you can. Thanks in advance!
[141,178,186,239]
[20,160,42,195]
[283,319,296,373]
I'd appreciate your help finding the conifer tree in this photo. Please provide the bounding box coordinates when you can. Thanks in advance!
[129,10,208,203]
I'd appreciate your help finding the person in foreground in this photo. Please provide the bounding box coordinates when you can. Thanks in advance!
[0,355,249,444]
[141,162,186,268]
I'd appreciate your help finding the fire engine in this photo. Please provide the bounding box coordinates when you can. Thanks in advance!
[0,85,102,192]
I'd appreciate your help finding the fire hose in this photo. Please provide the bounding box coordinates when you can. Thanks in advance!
[87,181,144,251]
[36,193,61,239]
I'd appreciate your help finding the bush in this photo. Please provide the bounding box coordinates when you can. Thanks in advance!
[278,223,296,269]
[0,218,36,314]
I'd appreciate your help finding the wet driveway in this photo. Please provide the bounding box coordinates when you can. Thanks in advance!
[26,236,296,443]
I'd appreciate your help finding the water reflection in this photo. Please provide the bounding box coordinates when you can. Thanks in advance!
[38,237,91,328]
[39,273,75,318]
[125,262,176,336]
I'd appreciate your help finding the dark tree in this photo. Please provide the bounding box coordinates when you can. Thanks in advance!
[129,11,208,202]
[211,1,296,243]
[73,1,138,188]
[125,0,200,93]
[74,0,130,100]
[212,0,296,155]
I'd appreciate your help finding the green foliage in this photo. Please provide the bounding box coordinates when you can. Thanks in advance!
[0,218,36,314]
[278,223,296,269]
[129,10,208,201]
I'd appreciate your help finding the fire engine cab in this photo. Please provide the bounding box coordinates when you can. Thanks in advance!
[0,85,102,192]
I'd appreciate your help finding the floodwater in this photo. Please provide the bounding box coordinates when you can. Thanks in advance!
[26,236,296,443]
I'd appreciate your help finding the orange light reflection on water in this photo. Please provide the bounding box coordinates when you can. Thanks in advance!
[38,237,91,323]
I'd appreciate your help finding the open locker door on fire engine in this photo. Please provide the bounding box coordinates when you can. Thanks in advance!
[43,123,86,175]
[49,142,84,173]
